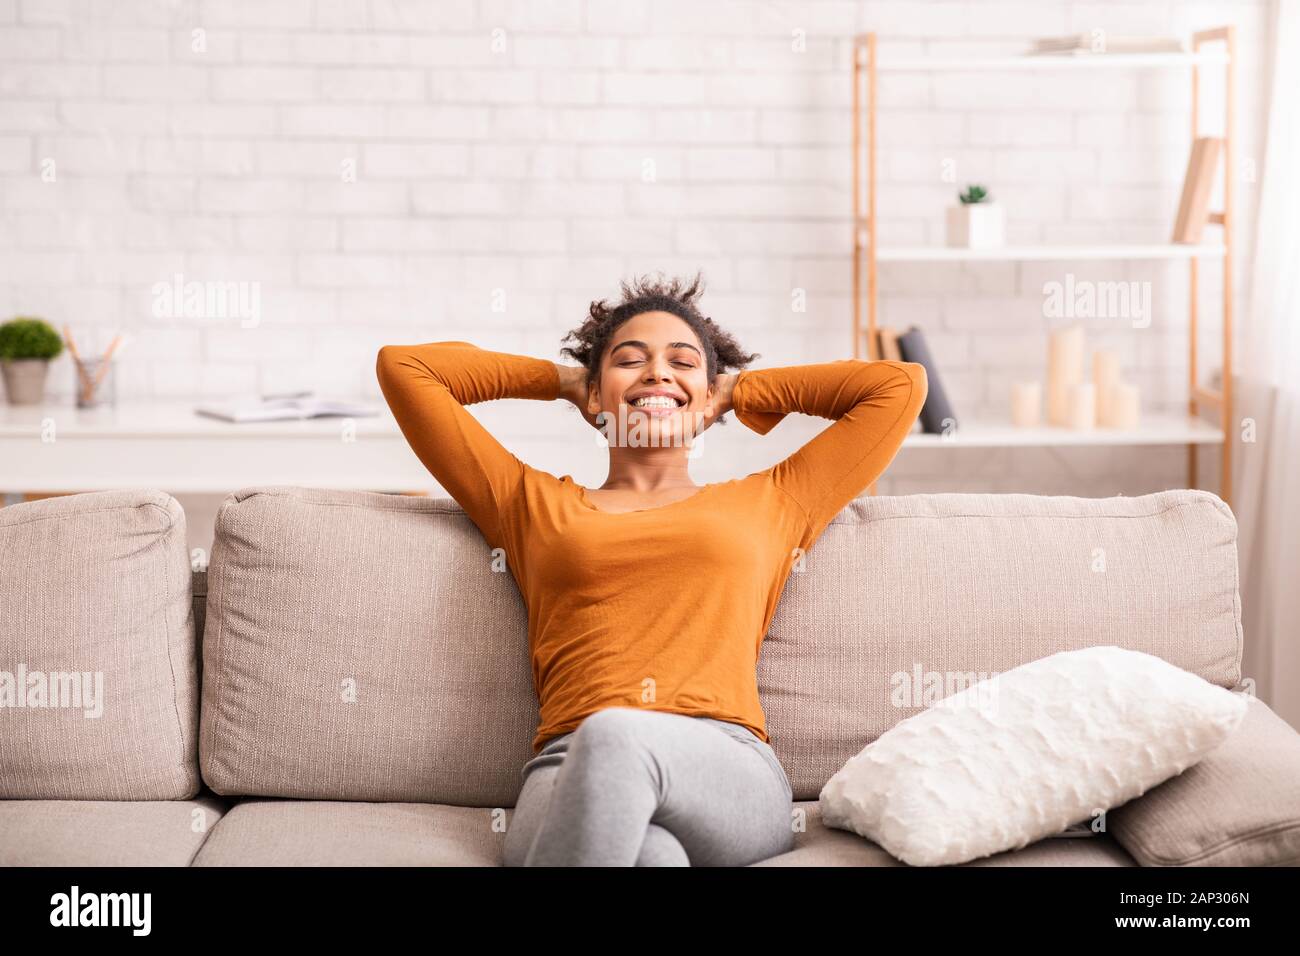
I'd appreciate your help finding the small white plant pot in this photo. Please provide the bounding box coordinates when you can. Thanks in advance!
[946,203,1005,249]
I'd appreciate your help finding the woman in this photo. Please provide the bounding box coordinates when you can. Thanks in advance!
[375,272,927,866]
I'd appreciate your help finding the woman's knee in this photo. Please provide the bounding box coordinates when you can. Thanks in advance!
[572,706,654,751]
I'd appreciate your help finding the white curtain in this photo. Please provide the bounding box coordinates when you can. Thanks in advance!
[1233,0,1300,730]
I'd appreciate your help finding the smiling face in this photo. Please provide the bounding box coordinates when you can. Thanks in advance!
[586,310,715,448]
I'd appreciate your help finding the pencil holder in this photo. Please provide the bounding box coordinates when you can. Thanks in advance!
[74,357,116,409]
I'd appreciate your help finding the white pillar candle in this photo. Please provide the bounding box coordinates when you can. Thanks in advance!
[1047,324,1084,426]
[1093,349,1120,426]
[1104,382,1140,429]
[1066,382,1095,430]
[1011,381,1041,427]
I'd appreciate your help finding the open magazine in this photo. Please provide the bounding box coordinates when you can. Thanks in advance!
[1029,34,1185,55]
[195,391,382,423]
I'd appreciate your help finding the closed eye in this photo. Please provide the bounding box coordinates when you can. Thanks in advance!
[619,360,694,368]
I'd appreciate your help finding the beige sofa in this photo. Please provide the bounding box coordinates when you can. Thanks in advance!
[2,485,1297,867]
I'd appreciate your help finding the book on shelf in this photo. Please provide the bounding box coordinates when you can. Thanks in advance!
[864,326,905,362]
[895,326,957,436]
[195,391,382,423]
[1028,33,1185,55]
[1171,136,1223,244]
[879,326,905,363]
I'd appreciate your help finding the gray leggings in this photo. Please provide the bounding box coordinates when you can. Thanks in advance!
[503,707,795,866]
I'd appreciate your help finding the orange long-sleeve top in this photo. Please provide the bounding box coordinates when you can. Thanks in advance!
[376,341,927,754]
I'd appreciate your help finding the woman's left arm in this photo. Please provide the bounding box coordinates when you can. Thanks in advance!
[725,359,928,544]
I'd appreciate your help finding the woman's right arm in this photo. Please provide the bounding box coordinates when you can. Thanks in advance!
[375,340,561,549]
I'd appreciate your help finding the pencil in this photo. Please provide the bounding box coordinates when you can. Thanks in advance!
[88,332,122,395]
[63,325,96,403]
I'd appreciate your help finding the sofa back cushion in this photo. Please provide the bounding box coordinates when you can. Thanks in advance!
[768,489,1242,799]
[0,490,200,800]
[199,486,1242,806]
[199,487,537,806]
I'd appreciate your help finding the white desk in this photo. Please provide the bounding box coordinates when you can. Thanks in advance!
[0,401,437,495]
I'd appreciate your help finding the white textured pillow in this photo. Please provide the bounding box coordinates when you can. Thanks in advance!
[819,645,1249,866]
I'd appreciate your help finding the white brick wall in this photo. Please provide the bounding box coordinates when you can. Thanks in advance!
[0,0,1270,527]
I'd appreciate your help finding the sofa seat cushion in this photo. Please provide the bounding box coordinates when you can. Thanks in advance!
[0,796,228,866]
[749,801,1138,867]
[191,799,508,866]
[188,797,1136,867]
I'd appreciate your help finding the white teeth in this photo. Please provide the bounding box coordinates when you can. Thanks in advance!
[631,396,680,408]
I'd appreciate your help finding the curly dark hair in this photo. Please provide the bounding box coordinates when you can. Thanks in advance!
[559,270,760,396]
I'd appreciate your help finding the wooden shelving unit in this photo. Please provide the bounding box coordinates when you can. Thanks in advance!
[851,29,1236,508]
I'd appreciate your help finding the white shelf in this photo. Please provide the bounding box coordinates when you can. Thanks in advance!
[0,400,439,493]
[901,413,1225,449]
[0,400,399,437]
[868,243,1225,262]
[875,52,1228,71]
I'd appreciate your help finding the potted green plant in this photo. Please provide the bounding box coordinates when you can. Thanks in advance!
[945,184,1005,249]
[0,316,64,405]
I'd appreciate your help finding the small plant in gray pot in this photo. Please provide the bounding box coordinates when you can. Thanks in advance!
[0,316,64,405]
